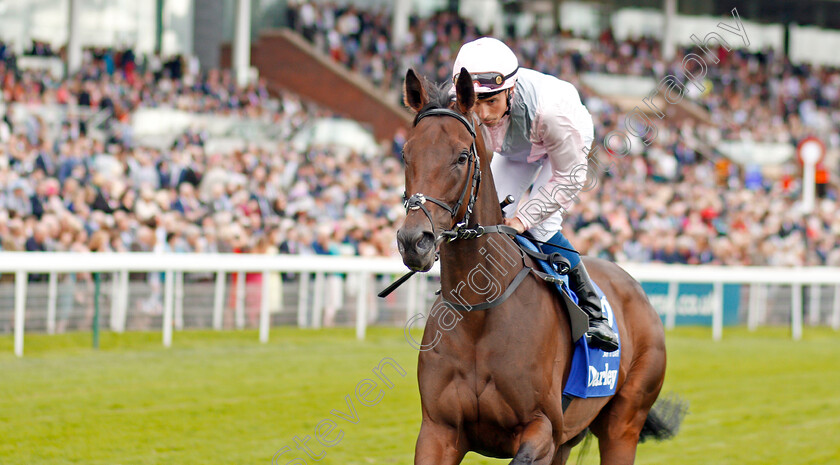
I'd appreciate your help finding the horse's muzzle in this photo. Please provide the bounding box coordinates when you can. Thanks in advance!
[396,228,436,272]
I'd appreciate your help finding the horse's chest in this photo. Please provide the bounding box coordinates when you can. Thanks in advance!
[421,310,561,428]
[477,363,543,421]
[441,359,542,423]
[431,371,523,430]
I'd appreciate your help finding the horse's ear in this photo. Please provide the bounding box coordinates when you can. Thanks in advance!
[454,67,476,115]
[403,69,428,113]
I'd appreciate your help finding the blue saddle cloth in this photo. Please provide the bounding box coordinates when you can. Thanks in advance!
[515,236,620,399]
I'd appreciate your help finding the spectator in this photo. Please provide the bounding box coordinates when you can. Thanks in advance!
[1,25,838,268]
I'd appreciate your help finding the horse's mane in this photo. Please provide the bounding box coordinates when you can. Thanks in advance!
[412,79,455,126]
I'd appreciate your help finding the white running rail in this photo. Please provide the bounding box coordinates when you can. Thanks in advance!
[2,252,839,356]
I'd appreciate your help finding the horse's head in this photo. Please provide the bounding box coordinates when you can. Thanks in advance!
[396,68,481,272]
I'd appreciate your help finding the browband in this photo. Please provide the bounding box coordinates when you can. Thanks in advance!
[415,108,476,138]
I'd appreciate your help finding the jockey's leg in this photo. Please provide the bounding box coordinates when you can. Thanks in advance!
[538,231,619,352]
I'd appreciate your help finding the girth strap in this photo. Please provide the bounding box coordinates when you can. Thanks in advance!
[562,394,573,412]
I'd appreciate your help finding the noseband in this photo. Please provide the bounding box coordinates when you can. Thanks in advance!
[404,108,482,241]
[387,106,571,307]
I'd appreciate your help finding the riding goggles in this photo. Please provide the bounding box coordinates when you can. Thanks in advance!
[453,67,519,90]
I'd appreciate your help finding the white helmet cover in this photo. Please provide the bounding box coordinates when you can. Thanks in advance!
[453,37,519,94]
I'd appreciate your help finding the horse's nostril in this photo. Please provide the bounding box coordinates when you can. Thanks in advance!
[416,232,435,252]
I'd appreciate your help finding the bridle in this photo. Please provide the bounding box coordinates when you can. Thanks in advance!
[387,104,573,310]
[403,107,484,242]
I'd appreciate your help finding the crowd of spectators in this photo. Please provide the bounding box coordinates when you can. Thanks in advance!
[285,3,840,267]
[0,39,403,270]
[2,2,840,272]
[286,2,840,147]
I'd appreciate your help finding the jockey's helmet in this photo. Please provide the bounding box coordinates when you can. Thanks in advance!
[453,37,519,96]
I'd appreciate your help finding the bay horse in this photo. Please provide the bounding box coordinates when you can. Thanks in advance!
[396,68,683,465]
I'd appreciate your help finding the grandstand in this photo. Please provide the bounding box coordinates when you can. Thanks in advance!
[0,2,838,329]
[2,2,840,465]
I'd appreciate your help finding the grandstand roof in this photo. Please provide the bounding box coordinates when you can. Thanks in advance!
[578,0,840,29]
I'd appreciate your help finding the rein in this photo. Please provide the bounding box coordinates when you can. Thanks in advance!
[382,106,571,307]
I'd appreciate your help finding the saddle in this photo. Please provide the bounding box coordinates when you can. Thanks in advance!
[515,235,622,399]
[514,235,589,343]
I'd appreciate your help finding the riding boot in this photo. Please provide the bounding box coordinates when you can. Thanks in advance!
[568,262,619,352]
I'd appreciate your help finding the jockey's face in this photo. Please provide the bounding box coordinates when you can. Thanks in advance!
[474,89,510,127]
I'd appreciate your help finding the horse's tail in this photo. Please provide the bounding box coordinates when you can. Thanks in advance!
[638,392,688,443]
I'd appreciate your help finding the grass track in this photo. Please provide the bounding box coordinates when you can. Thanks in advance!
[1,327,839,464]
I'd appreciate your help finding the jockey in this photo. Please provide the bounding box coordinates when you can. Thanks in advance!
[452,37,619,352]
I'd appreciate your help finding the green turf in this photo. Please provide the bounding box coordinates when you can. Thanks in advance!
[1,326,839,465]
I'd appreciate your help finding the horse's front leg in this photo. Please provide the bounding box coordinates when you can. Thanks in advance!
[414,420,468,465]
[509,414,556,465]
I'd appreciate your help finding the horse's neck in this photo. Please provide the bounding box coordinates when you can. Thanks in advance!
[439,163,522,307]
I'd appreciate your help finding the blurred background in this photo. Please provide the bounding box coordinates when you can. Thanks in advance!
[1,2,840,464]
[2,0,840,334]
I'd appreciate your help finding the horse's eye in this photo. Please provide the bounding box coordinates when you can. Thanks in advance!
[457,151,469,165]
